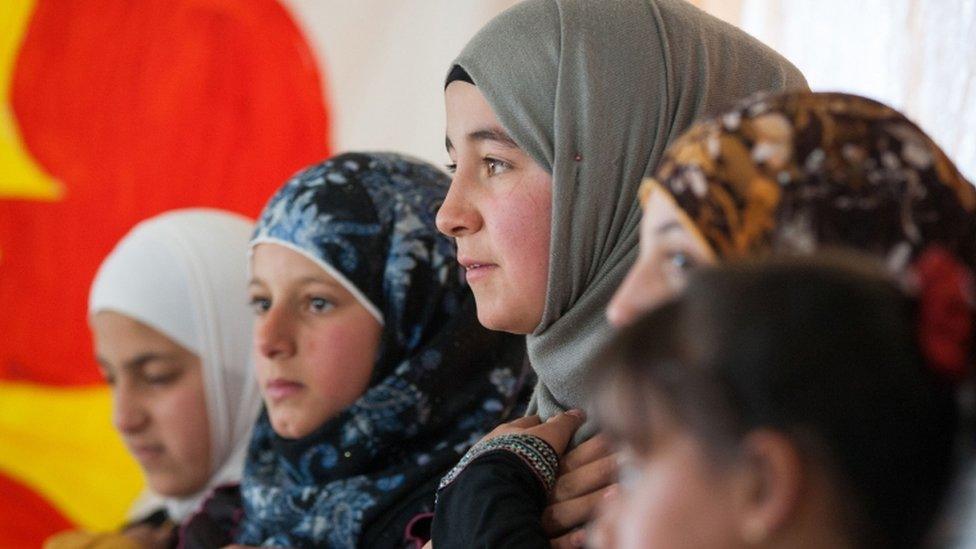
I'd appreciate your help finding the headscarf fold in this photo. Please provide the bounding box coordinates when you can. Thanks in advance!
[238,152,526,548]
[88,208,262,522]
[647,91,976,272]
[451,0,807,442]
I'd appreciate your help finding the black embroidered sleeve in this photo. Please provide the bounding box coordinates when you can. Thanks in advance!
[431,434,560,548]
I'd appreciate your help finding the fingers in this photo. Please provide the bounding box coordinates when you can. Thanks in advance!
[549,528,587,549]
[541,483,615,537]
[530,410,586,454]
[550,454,619,504]
[507,415,542,428]
[484,415,542,439]
[588,486,621,549]
[560,433,612,473]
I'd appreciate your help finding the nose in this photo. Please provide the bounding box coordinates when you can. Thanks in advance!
[436,172,482,238]
[255,304,296,360]
[113,383,149,435]
[606,258,673,328]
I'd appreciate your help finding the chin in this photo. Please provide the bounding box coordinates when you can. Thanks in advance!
[270,417,301,439]
[269,412,317,440]
[475,306,535,335]
[147,476,203,498]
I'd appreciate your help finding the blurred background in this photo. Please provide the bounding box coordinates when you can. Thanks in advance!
[1,0,974,545]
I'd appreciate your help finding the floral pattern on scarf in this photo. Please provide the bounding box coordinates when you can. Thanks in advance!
[238,152,526,548]
[647,92,976,272]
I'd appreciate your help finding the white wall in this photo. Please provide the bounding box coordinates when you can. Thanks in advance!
[281,1,520,167]
[694,0,976,181]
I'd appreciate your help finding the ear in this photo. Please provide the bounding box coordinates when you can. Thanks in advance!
[730,429,804,544]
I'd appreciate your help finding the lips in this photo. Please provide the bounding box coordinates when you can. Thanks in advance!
[128,443,165,465]
[265,378,304,401]
[458,256,498,283]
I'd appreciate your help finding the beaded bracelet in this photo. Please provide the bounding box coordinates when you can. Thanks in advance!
[438,433,560,495]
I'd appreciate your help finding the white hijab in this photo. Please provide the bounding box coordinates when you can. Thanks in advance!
[88,208,262,522]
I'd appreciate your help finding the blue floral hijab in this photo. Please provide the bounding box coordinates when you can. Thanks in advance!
[237,152,527,547]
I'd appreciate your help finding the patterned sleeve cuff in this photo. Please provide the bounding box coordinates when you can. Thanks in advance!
[438,433,560,495]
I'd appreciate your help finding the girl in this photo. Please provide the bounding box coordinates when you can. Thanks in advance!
[594,254,972,548]
[230,152,526,548]
[433,0,806,544]
[606,91,976,326]
[596,90,976,547]
[48,209,262,549]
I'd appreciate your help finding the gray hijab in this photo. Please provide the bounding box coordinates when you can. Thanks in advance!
[452,0,807,443]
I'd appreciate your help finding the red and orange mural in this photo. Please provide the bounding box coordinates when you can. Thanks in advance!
[0,0,330,543]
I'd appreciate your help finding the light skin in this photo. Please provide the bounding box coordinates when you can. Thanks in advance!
[606,184,716,328]
[91,311,211,498]
[438,81,553,335]
[592,400,855,549]
[440,80,618,545]
[249,243,382,439]
[599,184,860,547]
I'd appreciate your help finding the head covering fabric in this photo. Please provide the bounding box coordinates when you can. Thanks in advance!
[88,208,262,522]
[451,0,808,442]
[238,152,526,547]
[648,91,976,272]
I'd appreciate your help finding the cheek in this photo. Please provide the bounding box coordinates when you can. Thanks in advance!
[491,178,551,290]
[622,454,738,548]
[302,321,378,398]
[157,380,211,479]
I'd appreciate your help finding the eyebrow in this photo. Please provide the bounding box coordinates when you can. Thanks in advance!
[296,275,344,290]
[654,221,685,236]
[445,126,520,153]
[98,352,178,372]
[249,275,345,292]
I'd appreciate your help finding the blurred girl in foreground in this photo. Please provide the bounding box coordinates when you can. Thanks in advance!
[595,253,973,548]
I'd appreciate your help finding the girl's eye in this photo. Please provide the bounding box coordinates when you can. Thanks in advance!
[665,250,696,271]
[145,373,179,385]
[445,162,458,174]
[308,297,334,313]
[249,296,271,315]
[485,157,512,176]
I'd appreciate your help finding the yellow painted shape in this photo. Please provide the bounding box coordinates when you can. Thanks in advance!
[0,382,145,530]
[0,0,63,200]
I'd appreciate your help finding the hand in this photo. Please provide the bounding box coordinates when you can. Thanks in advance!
[479,410,586,456]
[587,484,622,549]
[542,434,620,539]
[123,521,177,549]
[549,528,589,549]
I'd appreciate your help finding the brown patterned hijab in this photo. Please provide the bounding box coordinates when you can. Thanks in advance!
[645,91,976,271]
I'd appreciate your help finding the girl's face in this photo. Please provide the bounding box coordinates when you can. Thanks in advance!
[606,185,715,327]
[91,311,211,497]
[438,81,552,334]
[604,437,745,549]
[595,409,745,549]
[249,243,382,439]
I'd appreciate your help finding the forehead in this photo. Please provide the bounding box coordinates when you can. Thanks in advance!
[641,187,688,235]
[444,82,502,135]
[639,187,718,261]
[91,311,192,360]
[249,242,351,294]
[251,243,326,277]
